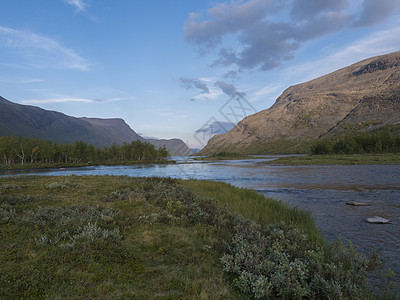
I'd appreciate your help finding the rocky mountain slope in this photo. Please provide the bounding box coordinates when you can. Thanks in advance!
[200,51,400,154]
[0,96,191,155]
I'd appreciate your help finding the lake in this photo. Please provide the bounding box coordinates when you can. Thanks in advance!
[1,157,399,282]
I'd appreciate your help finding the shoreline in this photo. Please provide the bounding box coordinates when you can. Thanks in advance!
[262,153,400,165]
[0,159,175,171]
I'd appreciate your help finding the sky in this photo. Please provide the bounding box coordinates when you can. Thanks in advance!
[1,0,400,149]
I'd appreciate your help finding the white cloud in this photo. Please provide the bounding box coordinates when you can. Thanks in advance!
[64,0,88,12]
[0,26,91,71]
[93,97,131,103]
[21,96,132,105]
[0,78,43,84]
[190,85,223,101]
[250,83,285,102]
[22,98,93,104]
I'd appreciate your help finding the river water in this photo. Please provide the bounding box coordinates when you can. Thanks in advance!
[1,157,399,282]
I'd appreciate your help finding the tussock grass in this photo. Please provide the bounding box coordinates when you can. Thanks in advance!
[181,179,324,246]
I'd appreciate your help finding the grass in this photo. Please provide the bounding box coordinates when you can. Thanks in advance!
[193,152,257,161]
[0,159,175,170]
[267,153,400,165]
[0,175,390,299]
[180,179,324,247]
[0,176,233,299]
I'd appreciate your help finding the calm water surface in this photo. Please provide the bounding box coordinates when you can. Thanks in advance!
[2,157,399,281]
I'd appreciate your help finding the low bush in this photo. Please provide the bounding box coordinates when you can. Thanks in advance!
[222,221,378,299]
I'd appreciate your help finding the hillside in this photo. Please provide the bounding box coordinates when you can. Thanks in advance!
[0,96,191,155]
[200,51,400,154]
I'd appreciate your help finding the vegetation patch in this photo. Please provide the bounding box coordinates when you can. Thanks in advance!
[195,151,254,160]
[311,130,400,155]
[0,175,396,298]
[0,136,169,169]
[268,153,400,165]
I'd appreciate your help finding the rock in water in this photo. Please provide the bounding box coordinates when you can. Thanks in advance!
[366,216,391,224]
[346,201,372,206]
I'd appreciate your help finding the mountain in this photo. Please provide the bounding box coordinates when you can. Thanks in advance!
[0,96,191,155]
[200,51,400,154]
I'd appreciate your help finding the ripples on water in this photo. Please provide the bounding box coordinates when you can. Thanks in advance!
[1,157,399,282]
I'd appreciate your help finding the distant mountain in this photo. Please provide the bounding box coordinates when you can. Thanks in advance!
[146,139,192,156]
[0,96,191,155]
[200,51,400,154]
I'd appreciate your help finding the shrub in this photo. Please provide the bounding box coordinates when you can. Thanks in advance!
[0,184,23,193]
[46,180,80,190]
[65,222,121,247]
[0,207,18,222]
[221,221,377,299]
[0,194,37,205]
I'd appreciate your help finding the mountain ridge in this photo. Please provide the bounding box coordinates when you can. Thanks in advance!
[200,51,400,154]
[0,96,191,155]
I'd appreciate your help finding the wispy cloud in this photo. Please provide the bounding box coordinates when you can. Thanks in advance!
[151,108,188,119]
[285,22,400,83]
[0,26,91,71]
[0,62,29,69]
[328,23,400,65]
[250,83,285,103]
[22,98,94,104]
[0,78,43,84]
[92,97,131,103]
[21,96,131,105]
[64,0,88,12]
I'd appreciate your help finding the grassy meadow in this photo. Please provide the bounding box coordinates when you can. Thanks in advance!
[0,175,393,299]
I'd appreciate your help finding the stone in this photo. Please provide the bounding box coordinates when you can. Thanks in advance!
[345,201,372,206]
[366,216,391,224]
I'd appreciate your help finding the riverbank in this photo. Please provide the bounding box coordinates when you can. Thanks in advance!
[0,159,174,170]
[193,152,265,161]
[1,175,390,299]
[267,153,400,165]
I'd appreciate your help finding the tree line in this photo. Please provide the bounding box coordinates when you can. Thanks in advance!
[311,130,400,155]
[0,136,169,167]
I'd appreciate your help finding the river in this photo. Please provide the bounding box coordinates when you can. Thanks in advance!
[1,156,399,283]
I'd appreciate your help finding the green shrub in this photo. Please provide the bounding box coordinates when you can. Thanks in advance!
[221,221,377,299]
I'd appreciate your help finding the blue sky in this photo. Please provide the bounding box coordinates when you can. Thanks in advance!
[1,0,400,148]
